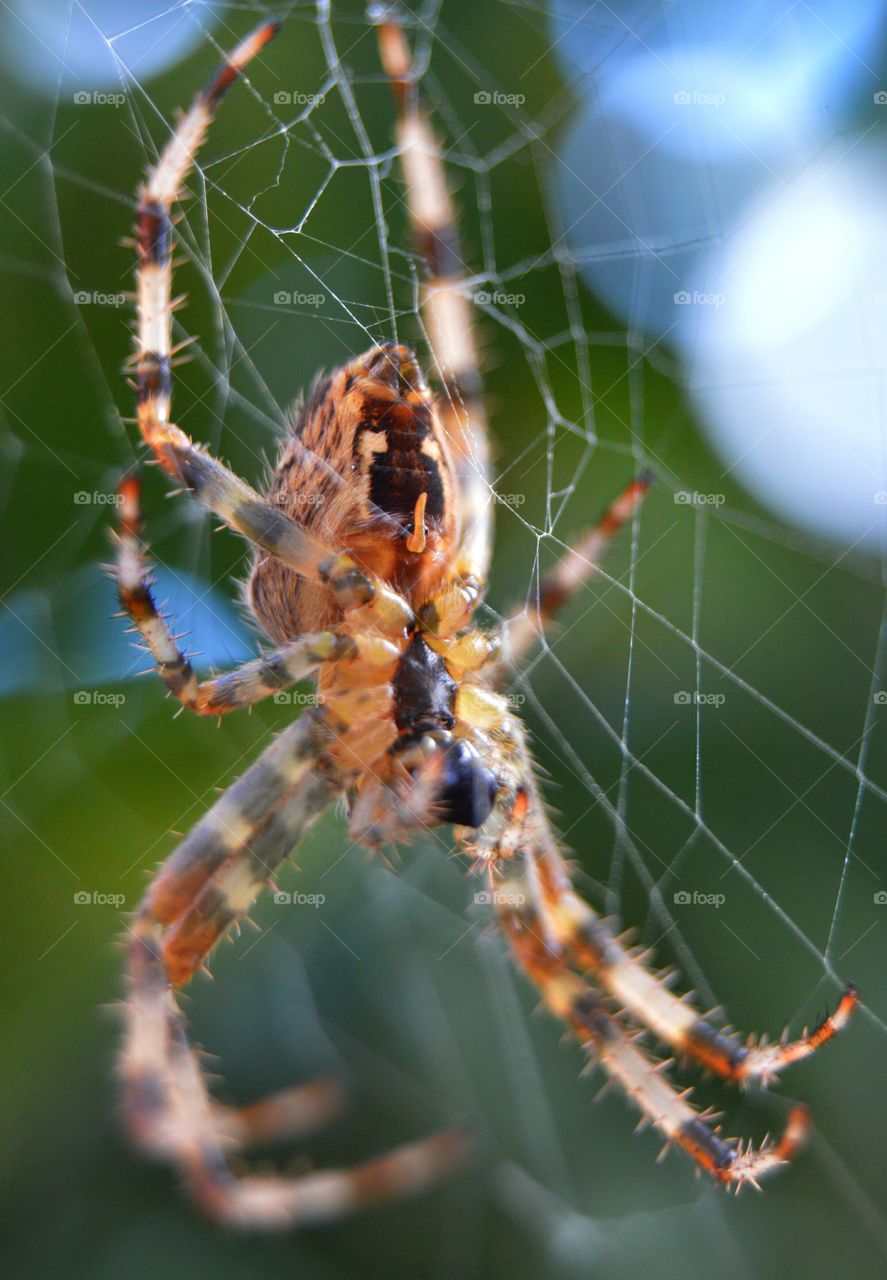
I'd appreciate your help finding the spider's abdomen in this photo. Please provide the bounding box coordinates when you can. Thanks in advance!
[248,343,459,642]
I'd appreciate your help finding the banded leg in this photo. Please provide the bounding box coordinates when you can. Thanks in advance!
[532,829,858,1087]
[139,709,336,930]
[496,722,856,1085]
[487,806,810,1189]
[463,606,856,1090]
[458,705,854,1182]
[378,16,492,593]
[495,474,651,678]
[121,710,464,1227]
[115,475,400,714]
[133,22,414,631]
[124,913,467,1230]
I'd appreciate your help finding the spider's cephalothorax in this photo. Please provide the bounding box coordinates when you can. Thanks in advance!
[113,17,857,1232]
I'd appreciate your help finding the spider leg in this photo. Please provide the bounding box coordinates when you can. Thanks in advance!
[378,16,492,599]
[114,475,399,714]
[484,784,811,1189]
[533,832,858,1087]
[133,22,413,633]
[462,538,856,1085]
[125,917,466,1230]
[121,707,465,1228]
[453,693,853,1182]
[494,474,651,680]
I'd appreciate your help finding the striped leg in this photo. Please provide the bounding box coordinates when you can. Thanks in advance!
[377,16,492,594]
[498,721,856,1087]
[487,809,811,1190]
[496,474,651,677]
[458,706,854,1184]
[133,22,413,627]
[121,710,464,1228]
[532,831,858,1087]
[115,475,400,714]
[124,914,467,1230]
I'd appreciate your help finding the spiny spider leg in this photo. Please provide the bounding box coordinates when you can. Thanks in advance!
[125,907,466,1230]
[484,780,812,1189]
[121,706,464,1227]
[464,515,857,1088]
[115,475,399,715]
[377,14,492,594]
[452,693,855,1185]
[133,20,411,632]
[537,845,857,1085]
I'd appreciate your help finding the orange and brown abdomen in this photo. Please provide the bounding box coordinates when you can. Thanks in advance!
[248,344,459,642]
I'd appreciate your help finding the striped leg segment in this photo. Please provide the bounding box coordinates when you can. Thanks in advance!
[497,474,651,677]
[141,710,335,929]
[377,15,492,591]
[533,838,858,1087]
[115,476,399,714]
[132,21,400,617]
[463,711,853,1187]
[489,824,811,1190]
[121,710,464,1227]
[123,917,467,1231]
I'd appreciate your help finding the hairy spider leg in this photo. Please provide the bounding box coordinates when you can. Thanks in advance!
[115,475,400,714]
[132,20,412,634]
[378,16,492,605]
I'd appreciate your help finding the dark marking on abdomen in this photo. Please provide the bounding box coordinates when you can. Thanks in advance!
[357,399,445,523]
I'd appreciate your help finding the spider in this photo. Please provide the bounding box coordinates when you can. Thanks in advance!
[114,15,858,1231]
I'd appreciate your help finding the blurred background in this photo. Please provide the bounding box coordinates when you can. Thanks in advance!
[2,2,887,1277]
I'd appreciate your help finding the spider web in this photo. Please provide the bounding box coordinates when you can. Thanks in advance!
[2,2,887,1278]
